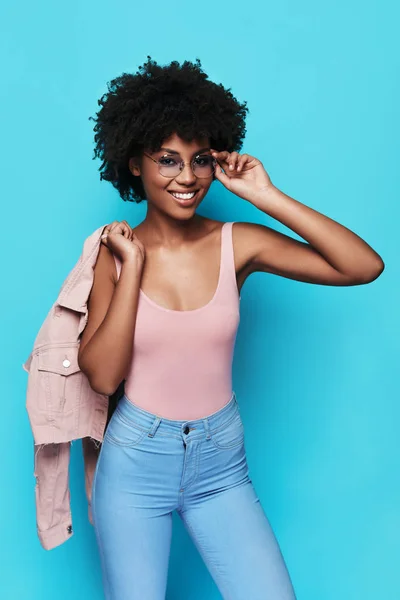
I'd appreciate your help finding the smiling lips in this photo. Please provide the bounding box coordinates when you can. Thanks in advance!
[169,191,198,199]
[168,190,199,206]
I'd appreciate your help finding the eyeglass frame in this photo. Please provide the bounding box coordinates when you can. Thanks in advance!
[141,151,217,178]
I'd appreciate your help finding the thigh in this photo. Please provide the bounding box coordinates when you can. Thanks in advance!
[179,480,296,600]
[92,435,173,600]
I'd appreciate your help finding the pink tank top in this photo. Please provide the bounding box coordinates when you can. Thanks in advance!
[113,221,240,420]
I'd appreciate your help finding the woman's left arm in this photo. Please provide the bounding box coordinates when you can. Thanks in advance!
[211,149,385,286]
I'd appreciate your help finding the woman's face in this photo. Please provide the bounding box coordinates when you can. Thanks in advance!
[129,133,215,218]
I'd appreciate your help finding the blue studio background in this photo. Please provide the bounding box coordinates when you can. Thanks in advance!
[1,0,398,598]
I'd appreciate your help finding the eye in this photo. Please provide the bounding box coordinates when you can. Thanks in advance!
[194,155,212,166]
[159,157,178,166]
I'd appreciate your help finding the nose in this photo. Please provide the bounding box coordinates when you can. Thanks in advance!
[175,161,197,185]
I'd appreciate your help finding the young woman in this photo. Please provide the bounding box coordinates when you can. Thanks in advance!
[79,56,384,599]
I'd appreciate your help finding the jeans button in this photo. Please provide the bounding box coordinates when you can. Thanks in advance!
[183,425,190,434]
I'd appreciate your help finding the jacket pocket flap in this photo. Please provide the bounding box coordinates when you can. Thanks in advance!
[38,345,81,376]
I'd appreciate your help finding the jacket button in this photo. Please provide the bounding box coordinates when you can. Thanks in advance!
[67,525,72,534]
[183,426,190,434]
[63,359,71,368]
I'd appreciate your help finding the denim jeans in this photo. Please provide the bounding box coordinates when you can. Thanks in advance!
[92,392,296,600]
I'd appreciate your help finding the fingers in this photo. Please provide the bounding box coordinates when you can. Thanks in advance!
[237,154,249,172]
[114,220,131,238]
[211,149,244,173]
[102,220,133,244]
[100,221,117,245]
[103,221,116,235]
[211,150,230,170]
[108,220,132,236]
[228,152,239,171]
[122,220,132,238]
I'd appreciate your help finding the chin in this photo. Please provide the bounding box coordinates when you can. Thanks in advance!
[172,207,198,220]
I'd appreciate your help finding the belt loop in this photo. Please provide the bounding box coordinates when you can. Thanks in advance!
[202,418,211,441]
[148,416,161,438]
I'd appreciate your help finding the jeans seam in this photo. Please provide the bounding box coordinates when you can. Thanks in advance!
[114,408,151,433]
[104,429,148,449]
[211,433,244,450]
[111,410,183,441]
[181,514,228,597]
[209,411,240,436]
[180,441,201,495]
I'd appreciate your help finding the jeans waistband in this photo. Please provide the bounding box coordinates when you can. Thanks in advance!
[116,391,239,439]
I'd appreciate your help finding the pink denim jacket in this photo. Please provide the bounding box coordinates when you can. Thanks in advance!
[22,223,121,551]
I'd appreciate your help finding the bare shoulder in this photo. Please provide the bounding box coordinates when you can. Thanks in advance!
[230,221,261,274]
[198,219,256,274]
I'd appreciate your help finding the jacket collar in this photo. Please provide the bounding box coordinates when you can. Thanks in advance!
[56,224,109,313]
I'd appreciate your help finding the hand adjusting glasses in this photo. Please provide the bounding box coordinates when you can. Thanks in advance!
[143,152,217,178]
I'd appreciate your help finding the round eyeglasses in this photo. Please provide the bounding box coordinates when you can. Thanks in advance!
[143,152,217,178]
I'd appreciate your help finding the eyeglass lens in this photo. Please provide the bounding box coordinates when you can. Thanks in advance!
[158,155,216,178]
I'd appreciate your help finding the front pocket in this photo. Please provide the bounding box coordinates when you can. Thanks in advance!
[33,343,83,414]
[104,409,149,448]
[210,412,245,450]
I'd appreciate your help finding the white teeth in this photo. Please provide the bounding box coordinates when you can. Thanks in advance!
[171,192,196,200]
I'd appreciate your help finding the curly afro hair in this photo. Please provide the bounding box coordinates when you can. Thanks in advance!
[88,56,249,203]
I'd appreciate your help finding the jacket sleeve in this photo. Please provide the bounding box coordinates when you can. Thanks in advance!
[82,436,101,526]
[33,441,73,550]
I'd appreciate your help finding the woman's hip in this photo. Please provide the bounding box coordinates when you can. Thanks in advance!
[92,390,250,510]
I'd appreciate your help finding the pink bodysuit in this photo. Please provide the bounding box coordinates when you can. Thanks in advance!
[113,221,240,420]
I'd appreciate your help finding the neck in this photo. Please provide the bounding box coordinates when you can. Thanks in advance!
[141,206,205,246]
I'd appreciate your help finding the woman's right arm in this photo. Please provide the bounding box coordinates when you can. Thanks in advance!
[77,222,145,395]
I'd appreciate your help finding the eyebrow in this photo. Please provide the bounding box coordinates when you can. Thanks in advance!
[158,147,211,156]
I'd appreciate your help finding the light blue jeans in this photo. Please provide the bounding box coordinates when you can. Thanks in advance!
[92,391,297,599]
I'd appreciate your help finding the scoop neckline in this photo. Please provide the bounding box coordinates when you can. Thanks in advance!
[139,222,227,314]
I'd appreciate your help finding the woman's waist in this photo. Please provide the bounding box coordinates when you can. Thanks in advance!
[117,386,239,435]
